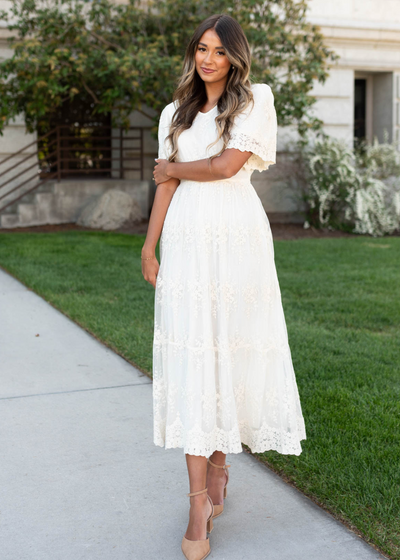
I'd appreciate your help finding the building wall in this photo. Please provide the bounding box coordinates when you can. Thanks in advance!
[307,0,400,147]
[307,0,400,23]
[254,0,400,221]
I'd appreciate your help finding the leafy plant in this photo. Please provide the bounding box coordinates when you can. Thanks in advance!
[355,130,400,180]
[300,135,357,230]
[300,133,400,236]
[350,132,400,236]
[346,175,399,236]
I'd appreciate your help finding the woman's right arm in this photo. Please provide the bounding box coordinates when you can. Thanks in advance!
[141,177,180,288]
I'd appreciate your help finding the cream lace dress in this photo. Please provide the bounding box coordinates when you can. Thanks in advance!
[152,83,306,457]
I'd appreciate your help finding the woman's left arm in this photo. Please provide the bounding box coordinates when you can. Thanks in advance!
[153,148,252,184]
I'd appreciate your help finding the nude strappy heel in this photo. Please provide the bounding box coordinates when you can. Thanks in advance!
[207,458,230,518]
[181,488,214,560]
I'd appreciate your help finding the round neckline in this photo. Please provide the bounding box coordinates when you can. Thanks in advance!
[198,105,218,116]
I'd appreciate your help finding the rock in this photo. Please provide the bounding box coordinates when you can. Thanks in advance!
[76,189,143,230]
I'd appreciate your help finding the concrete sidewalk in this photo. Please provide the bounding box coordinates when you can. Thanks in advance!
[0,268,387,560]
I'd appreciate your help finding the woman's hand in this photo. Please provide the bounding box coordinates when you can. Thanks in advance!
[153,148,253,183]
[153,159,170,185]
[141,255,160,288]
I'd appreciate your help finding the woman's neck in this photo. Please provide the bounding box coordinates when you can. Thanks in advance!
[204,78,227,108]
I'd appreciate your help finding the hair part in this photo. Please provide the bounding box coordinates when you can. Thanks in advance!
[165,14,254,162]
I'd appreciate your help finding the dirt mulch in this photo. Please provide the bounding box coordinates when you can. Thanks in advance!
[270,223,356,240]
[0,220,363,240]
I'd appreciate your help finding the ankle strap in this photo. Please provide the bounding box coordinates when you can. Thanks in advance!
[187,487,208,497]
[208,458,231,469]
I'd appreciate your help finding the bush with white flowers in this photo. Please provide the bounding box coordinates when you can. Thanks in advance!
[300,132,400,236]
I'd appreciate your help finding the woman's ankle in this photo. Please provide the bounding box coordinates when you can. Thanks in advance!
[209,452,226,467]
[189,493,208,506]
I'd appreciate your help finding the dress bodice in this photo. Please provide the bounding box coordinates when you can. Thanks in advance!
[176,106,251,183]
[158,83,278,183]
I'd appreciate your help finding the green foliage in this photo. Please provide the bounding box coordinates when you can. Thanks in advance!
[356,130,400,180]
[300,135,357,230]
[299,133,400,236]
[0,0,338,135]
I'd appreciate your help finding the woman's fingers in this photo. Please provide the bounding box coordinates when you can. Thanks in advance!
[153,171,169,185]
[143,272,157,288]
[141,260,159,288]
[153,159,169,185]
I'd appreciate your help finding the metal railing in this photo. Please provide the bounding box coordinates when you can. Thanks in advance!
[0,125,150,213]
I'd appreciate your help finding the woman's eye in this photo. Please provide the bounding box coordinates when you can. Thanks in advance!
[198,47,206,52]
[217,51,226,56]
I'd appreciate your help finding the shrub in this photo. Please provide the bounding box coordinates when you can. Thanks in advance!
[357,130,400,179]
[300,133,400,236]
[300,136,356,230]
[346,175,399,237]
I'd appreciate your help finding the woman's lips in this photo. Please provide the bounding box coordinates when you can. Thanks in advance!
[201,67,215,74]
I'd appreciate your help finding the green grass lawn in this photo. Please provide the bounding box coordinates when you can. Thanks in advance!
[0,231,399,559]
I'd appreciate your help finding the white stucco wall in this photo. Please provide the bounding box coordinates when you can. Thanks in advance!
[256,0,400,220]
[306,0,400,147]
[307,0,400,24]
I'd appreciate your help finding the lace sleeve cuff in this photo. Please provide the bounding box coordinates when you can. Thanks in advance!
[226,131,276,172]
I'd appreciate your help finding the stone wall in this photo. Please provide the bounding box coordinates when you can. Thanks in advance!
[0,179,150,228]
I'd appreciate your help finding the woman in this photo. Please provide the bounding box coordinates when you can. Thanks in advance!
[141,13,306,560]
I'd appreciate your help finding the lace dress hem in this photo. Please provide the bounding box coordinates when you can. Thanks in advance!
[154,419,306,457]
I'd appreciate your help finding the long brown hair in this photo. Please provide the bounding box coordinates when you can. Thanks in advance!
[166,14,254,162]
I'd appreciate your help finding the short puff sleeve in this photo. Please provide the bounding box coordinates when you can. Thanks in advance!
[226,83,277,173]
[158,102,177,160]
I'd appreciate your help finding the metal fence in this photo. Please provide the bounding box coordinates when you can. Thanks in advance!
[0,125,151,213]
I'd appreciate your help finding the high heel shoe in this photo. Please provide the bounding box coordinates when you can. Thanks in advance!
[207,458,230,519]
[181,487,214,560]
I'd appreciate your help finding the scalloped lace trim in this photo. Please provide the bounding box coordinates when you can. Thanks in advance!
[227,132,276,172]
[153,318,307,456]
[153,415,306,457]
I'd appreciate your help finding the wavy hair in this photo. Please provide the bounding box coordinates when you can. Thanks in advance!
[165,14,254,162]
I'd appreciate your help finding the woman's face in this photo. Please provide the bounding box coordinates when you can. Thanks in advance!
[195,29,231,86]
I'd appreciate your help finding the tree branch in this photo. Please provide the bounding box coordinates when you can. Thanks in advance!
[81,79,100,104]
[89,30,121,51]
